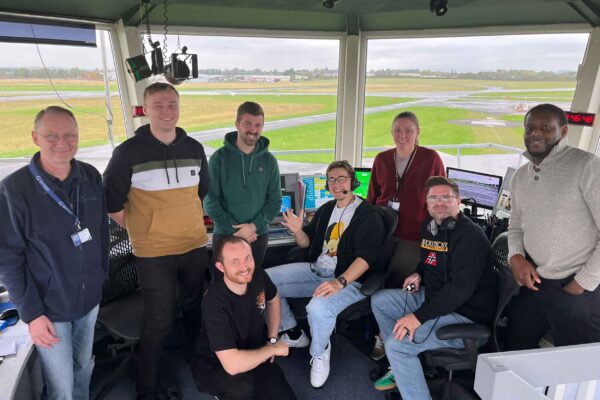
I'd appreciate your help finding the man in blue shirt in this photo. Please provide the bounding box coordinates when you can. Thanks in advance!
[0,106,108,400]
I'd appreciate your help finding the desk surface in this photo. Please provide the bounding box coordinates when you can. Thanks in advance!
[206,232,296,248]
[0,320,34,400]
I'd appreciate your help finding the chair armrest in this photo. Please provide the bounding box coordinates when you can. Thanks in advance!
[436,323,490,341]
[286,246,309,263]
[360,271,386,296]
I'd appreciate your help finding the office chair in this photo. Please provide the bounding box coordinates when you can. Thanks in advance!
[94,220,144,400]
[284,205,398,339]
[419,232,519,400]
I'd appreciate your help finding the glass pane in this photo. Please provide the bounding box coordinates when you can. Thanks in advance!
[0,29,126,178]
[363,33,589,178]
[155,35,341,175]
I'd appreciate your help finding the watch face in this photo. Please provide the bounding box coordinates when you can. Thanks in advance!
[269,337,277,344]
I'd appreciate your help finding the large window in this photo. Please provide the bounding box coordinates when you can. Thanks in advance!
[147,34,342,174]
[362,33,589,177]
[0,28,125,177]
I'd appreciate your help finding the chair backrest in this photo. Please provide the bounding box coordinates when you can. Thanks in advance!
[102,219,139,304]
[490,232,520,351]
[371,205,399,271]
[373,205,398,242]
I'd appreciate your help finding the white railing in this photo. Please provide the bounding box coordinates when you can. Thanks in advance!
[269,142,525,169]
[475,343,600,400]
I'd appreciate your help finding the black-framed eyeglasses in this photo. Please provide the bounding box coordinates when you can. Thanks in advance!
[327,176,350,185]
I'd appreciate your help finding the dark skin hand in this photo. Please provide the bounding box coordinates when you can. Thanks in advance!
[510,254,585,294]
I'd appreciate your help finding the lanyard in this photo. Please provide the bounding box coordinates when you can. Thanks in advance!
[394,146,417,197]
[28,160,81,228]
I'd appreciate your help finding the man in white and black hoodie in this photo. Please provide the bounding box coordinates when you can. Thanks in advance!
[103,83,210,400]
[371,176,497,400]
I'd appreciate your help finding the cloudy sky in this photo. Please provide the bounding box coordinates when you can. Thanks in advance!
[0,31,589,73]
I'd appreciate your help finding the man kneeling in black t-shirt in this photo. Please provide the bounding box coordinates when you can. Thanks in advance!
[191,236,297,400]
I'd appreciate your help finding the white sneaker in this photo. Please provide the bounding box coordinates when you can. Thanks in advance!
[310,341,331,388]
[280,329,310,348]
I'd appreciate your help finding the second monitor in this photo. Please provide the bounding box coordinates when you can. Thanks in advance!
[446,167,502,210]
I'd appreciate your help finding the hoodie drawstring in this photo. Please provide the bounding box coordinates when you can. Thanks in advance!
[173,157,180,183]
[162,144,181,185]
[241,153,246,187]
[162,146,170,185]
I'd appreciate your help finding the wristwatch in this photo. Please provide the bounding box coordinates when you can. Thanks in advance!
[337,276,348,288]
[268,337,278,344]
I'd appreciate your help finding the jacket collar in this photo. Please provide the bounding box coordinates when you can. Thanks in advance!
[29,152,83,195]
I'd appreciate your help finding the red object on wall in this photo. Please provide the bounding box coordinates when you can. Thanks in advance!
[566,112,595,126]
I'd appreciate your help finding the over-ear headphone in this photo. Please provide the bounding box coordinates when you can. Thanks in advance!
[427,217,456,236]
[324,160,361,192]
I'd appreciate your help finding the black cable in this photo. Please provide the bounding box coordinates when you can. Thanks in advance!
[401,227,449,345]
[162,0,169,62]
[143,0,154,49]
[30,24,108,123]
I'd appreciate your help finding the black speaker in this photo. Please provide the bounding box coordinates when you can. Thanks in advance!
[427,217,456,236]
[325,160,361,192]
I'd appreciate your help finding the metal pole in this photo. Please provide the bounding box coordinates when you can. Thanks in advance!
[100,31,115,148]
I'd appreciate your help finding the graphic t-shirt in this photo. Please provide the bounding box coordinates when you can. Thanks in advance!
[313,197,362,276]
[195,269,277,366]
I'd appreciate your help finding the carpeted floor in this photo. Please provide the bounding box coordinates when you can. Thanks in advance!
[91,333,385,400]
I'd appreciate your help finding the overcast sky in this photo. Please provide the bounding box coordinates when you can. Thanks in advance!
[0,32,589,73]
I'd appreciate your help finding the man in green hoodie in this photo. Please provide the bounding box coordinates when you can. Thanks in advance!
[205,101,281,270]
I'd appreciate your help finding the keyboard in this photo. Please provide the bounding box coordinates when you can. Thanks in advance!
[268,224,294,240]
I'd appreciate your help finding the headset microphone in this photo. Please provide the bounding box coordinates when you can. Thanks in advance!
[342,190,349,194]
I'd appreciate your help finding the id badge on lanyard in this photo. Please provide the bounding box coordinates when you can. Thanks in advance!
[28,161,93,247]
[388,200,400,211]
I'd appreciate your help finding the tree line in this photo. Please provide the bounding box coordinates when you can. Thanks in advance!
[0,67,576,82]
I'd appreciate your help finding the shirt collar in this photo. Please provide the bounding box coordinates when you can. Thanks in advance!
[522,137,569,166]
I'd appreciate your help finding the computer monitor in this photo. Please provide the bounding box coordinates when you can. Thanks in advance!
[446,167,503,210]
[354,167,372,198]
[301,174,334,212]
[280,191,295,214]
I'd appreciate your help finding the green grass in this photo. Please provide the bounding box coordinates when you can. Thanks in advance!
[204,105,525,164]
[501,114,526,123]
[0,93,408,157]
[177,94,409,132]
[465,90,574,102]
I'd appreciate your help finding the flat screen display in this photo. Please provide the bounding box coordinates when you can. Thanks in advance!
[354,167,372,198]
[301,175,334,212]
[446,167,503,210]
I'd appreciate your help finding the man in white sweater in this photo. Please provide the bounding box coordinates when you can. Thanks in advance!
[508,103,600,347]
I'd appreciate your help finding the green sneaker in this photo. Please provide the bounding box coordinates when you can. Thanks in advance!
[374,367,397,391]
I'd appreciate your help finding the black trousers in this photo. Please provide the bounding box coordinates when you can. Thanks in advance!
[192,358,297,400]
[212,233,269,275]
[135,247,210,396]
[506,275,600,349]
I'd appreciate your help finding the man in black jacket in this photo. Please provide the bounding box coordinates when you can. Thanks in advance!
[266,160,385,388]
[371,176,497,399]
[0,106,108,400]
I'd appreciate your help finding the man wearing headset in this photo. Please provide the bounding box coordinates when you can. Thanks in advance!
[371,176,497,399]
[266,160,385,388]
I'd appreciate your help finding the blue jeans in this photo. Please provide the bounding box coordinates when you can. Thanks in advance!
[36,305,99,400]
[266,262,365,357]
[372,289,473,400]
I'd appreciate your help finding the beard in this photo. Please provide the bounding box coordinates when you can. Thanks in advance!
[526,137,560,159]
